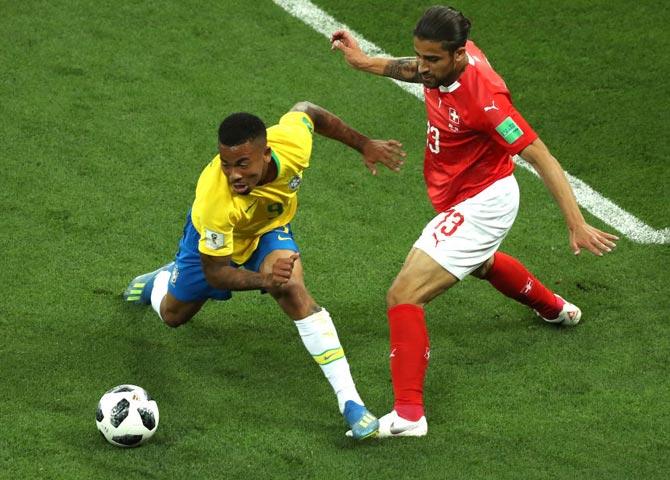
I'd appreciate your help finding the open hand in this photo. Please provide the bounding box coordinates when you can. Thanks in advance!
[570,223,619,256]
[361,139,406,175]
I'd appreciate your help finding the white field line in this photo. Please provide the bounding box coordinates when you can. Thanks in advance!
[273,0,670,245]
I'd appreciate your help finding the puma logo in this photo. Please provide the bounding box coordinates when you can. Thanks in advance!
[483,100,499,112]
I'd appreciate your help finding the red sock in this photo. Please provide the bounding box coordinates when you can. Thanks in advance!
[388,304,429,421]
[484,251,562,319]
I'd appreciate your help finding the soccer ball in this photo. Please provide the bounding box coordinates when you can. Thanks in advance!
[96,384,159,447]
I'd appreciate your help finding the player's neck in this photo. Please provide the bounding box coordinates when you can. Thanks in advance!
[439,57,468,89]
[452,57,469,83]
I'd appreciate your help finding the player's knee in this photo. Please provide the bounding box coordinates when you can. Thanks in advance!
[471,256,494,279]
[161,309,191,328]
[268,278,305,299]
[386,282,411,308]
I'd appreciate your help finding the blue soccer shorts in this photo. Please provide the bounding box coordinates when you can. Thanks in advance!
[168,212,299,302]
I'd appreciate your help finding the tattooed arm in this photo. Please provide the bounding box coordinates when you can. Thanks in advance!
[383,57,422,82]
[331,30,422,83]
[201,253,298,290]
[290,102,406,175]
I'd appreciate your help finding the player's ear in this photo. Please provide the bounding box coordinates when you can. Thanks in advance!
[263,146,272,162]
[453,46,466,62]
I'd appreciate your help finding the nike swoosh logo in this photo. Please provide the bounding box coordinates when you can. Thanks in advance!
[389,421,419,435]
[277,235,291,241]
[244,200,258,213]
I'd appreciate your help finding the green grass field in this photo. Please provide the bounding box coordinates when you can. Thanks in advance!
[1,1,668,478]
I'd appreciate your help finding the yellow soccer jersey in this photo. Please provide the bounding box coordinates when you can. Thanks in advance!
[191,111,314,264]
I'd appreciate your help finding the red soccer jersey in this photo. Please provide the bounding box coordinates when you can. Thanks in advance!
[423,40,537,211]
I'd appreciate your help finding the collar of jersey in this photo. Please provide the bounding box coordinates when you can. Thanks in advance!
[439,81,461,93]
[270,149,280,177]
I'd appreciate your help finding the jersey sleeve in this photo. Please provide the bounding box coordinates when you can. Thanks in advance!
[196,221,234,257]
[267,111,314,168]
[191,165,236,258]
[279,110,315,135]
[476,92,538,155]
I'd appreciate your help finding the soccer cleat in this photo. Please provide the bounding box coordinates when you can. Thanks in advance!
[123,262,174,305]
[346,409,427,438]
[342,400,379,440]
[377,410,427,438]
[538,294,581,326]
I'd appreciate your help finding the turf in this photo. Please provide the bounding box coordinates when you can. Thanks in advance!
[1,1,668,479]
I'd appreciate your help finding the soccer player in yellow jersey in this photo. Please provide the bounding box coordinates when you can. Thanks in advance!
[124,101,406,440]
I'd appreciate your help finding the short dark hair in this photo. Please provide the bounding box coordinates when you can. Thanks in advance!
[413,6,471,53]
[218,112,267,146]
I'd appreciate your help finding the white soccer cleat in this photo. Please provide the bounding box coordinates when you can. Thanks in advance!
[378,410,427,437]
[538,295,581,326]
[345,410,428,438]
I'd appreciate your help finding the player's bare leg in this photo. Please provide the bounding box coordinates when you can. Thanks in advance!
[262,250,317,320]
[387,247,460,306]
[375,247,459,438]
[159,294,206,328]
[261,249,379,440]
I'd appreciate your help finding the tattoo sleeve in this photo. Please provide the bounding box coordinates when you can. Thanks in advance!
[383,57,422,83]
[312,110,367,152]
[201,254,269,291]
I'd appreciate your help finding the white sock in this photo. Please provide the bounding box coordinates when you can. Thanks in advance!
[294,308,364,413]
[150,270,170,321]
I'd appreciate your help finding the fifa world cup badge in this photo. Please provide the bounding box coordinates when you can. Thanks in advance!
[205,229,225,250]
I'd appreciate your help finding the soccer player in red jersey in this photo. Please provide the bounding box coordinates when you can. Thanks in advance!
[332,6,618,437]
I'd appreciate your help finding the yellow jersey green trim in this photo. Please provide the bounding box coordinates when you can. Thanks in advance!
[270,149,280,176]
[301,116,314,133]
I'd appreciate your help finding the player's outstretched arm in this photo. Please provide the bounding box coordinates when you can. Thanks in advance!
[291,101,406,175]
[331,30,422,83]
[200,253,298,290]
[520,139,619,256]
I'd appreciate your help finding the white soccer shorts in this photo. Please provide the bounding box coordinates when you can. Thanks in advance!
[413,174,520,280]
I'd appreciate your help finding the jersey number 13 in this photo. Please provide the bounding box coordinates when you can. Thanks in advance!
[426,121,440,154]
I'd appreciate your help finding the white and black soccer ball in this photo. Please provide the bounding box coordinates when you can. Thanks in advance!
[96,384,159,447]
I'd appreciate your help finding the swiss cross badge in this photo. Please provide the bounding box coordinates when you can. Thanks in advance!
[448,107,460,124]
[447,107,460,132]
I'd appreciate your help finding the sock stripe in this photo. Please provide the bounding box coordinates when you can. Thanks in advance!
[312,347,345,365]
